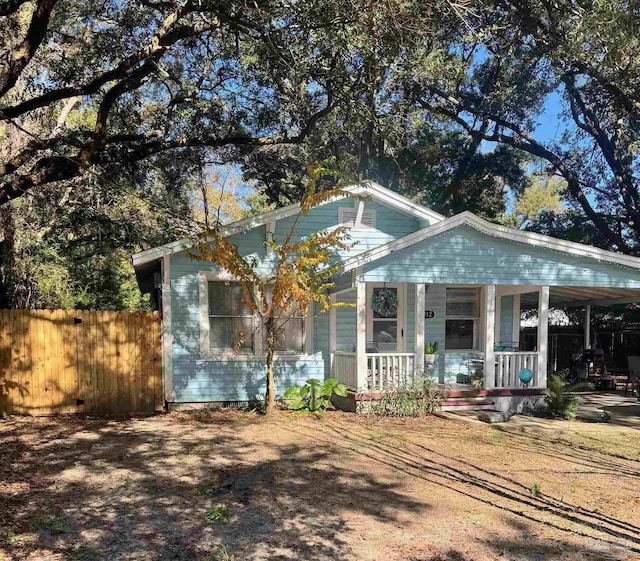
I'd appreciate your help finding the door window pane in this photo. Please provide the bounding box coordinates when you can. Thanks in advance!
[373,319,398,352]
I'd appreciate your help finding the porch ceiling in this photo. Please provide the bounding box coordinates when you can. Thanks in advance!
[520,286,640,308]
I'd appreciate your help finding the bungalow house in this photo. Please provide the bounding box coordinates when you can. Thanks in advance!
[132,182,640,414]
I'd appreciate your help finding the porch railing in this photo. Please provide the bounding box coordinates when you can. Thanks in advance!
[332,351,417,390]
[368,353,416,390]
[333,351,358,389]
[495,352,539,388]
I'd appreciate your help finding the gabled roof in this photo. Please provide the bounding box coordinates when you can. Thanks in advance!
[338,211,640,274]
[132,181,444,267]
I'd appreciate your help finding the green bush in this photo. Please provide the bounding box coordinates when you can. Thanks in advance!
[544,375,586,419]
[371,376,446,417]
[283,378,348,412]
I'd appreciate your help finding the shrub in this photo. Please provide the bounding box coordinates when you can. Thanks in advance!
[283,378,348,412]
[371,376,446,417]
[545,375,586,419]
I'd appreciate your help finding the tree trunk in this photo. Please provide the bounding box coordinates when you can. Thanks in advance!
[264,329,276,416]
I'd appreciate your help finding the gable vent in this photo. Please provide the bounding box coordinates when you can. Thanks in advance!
[338,207,376,229]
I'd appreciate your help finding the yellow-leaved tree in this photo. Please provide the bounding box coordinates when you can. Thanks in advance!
[191,166,356,415]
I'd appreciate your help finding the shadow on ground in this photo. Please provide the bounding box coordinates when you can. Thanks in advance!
[1,414,423,560]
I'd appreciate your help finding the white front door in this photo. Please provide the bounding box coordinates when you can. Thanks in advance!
[366,283,405,352]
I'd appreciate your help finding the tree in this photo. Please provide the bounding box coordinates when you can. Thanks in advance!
[192,166,353,415]
[0,0,467,207]
[412,0,640,253]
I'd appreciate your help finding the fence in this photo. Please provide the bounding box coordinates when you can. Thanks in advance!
[0,310,163,415]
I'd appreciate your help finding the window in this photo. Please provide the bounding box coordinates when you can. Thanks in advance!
[262,285,306,353]
[445,288,480,350]
[208,281,254,352]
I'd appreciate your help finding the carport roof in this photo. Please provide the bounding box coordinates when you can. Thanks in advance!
[520,286,640,308]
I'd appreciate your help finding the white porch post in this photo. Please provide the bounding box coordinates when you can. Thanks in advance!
[584,304,591,350]
[484,285,496,389]
[329,293,336,376]
[415,284,425,373]
[537,286,550,387]
[355,270,368,390]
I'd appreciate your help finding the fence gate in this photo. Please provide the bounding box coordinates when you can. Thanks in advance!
[0,310,163,415]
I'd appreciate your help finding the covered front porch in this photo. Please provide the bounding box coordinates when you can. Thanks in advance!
[329,282,548,393]
[329,282,640,395]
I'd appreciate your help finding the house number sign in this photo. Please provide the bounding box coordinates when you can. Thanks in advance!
[424,310,435,319]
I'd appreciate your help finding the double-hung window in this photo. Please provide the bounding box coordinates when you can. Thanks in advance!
[208,281,254,352]
[445,288,481,350]
[262,285,306,353]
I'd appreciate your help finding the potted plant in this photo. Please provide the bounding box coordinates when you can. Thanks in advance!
[424,341,438,366]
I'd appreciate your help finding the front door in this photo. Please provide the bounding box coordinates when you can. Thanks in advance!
[366,284,405,352]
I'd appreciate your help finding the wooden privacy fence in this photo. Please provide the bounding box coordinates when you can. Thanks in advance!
[0,310,163,415]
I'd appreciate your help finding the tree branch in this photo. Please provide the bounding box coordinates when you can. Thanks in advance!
[0,0,59,98]
[0,0,30,16]
[416,91,633,253]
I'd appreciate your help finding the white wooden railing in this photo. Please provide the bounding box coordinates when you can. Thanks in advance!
[333,351,358,389]
[333,352,417,390]
[495,352,539,388]
[367,353,416,390]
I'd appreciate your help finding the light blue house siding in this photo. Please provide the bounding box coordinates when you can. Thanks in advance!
[363,225,640,287]
[169,197,426,402]
[498,295,514,345]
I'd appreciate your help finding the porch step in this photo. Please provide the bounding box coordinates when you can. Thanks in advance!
[439,398,495,412]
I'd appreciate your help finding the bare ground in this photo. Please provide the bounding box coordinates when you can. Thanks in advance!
[1,410,640,561]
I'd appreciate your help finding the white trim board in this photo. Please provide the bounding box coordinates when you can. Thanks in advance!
[338,211,640,274]
[132,181,444,267]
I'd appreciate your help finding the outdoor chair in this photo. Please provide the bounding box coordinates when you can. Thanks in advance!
[625,356,640,398]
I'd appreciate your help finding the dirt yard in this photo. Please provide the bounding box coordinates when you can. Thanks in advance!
[2,410,640,561]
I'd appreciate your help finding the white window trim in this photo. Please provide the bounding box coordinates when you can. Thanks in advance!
[444,285,482,352]
[338,205,377,231]
[198,270,314,360]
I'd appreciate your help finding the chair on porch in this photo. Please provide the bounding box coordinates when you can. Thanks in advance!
[625,356,640,398]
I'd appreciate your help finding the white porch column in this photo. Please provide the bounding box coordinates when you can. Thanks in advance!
[415,284,425,373]
[355,271,368,390]
[484,285,496,389]
[537,286,550,388]
[329,293,336,375]
[584,304,591,350]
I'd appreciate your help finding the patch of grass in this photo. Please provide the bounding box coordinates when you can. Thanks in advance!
[30,514,69,535]
[211,545,235,560]
[205,505,232,524]
[1,531,30,545]
[530,482,542,497]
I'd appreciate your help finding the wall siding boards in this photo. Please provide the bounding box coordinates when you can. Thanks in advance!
[169,196,425,402]
[499,296,514,345]
[424,284,446,381]
[363,225,640,287]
